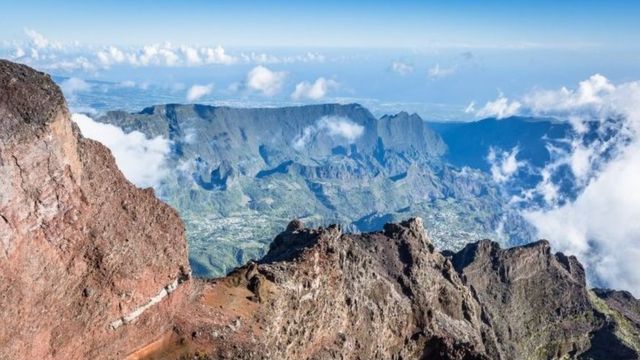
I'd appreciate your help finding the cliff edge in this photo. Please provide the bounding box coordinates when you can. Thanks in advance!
[0,60,191,359]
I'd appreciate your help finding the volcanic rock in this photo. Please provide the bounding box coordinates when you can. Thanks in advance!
[0,60,191,359]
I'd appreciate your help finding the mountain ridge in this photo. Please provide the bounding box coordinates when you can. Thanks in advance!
[96,103,534,276]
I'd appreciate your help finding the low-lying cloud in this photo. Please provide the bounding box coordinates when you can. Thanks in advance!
[487,146,524,183]
[72,113,172,189]
[486,74,640,295]
[293,116,365,150]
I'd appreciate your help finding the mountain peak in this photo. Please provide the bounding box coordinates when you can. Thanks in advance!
[0,59,66,143]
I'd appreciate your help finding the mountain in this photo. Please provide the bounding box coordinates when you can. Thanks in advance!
[97,105,534,277]
[430,117,571,171]
[1,59,639,359]
[0,60,191,358]
[159,218,640,359]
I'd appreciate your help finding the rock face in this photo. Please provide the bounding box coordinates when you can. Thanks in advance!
[0,60,191,359]
[163,219,640,360]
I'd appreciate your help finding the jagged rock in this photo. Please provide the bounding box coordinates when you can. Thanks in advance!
[0,60,191,359]
[166,219,640,360]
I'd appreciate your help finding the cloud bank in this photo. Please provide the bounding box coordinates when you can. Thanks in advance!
[72,113,172,189]
[487,74,640,295]
[3,29,326,73]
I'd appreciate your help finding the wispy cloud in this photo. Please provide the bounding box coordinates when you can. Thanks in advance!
[427,63,456,80]
[391,61,414,76]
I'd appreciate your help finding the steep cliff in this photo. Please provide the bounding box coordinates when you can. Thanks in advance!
[0,60,191,359]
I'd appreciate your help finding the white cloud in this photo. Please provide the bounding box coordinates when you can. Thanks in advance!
[97,46,126,66]
[91,43,235,69]
[523,74,616,114]
[180,46,201,65]
[292,116,364,150]
[59,77,91,95]
[524,142,640,294]
[72,113,172,189]
[476,94,522,119]
[24,28,61,49]
[291,77,338,101]
[240,51,325,64]
[246,65,286,96]
[4,30,330,73]
[493,74,640,296]
[487,146,525,183]
[318,116,364,141]
[427,63,456,80]
[391,61,413,76]
[186,84,214,102]
[14,47,25,58]
[464,101,476,114]
[201,46,236,65]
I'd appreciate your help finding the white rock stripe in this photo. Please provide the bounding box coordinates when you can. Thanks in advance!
[109,273,188,330]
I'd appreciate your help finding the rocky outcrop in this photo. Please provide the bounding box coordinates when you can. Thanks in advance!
[0,60,191,359]
[154,219,638,360]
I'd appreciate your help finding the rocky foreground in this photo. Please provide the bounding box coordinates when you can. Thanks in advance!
[1,59,639,360]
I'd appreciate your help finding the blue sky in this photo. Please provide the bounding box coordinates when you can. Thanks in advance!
[2,0,639,48]
[1,0,639,119]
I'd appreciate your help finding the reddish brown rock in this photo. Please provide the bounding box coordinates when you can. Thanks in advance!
[0,60,191,359]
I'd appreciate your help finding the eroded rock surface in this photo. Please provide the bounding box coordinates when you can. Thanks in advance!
[0,60,191,359]
[165,219,640,360]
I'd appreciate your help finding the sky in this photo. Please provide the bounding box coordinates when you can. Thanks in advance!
[1,0,640,48]
[1,1,640,119]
